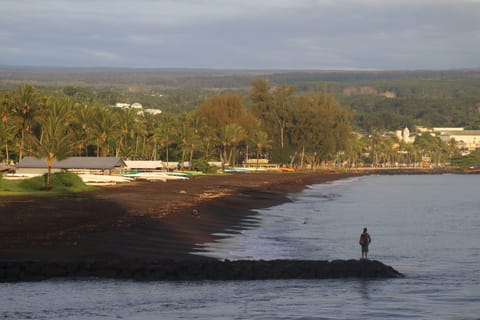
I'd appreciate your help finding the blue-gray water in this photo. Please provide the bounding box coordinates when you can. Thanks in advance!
[2,174,479,319]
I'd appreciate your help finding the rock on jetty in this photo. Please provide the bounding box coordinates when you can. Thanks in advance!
[0,259,402,282]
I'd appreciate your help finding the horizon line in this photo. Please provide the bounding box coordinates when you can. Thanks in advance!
[1,65,479,73]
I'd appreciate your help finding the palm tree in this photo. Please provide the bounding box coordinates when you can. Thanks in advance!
[367,129,382,167]
[192,117,215,161]
[153,113,177,169]
[253,130,272,168]
[92,106,119,157]
[71,103,95,156]
[0,93,17,163]
[345,134,364,168]
[27,98,73,190]
[12,84,38,160]
[179,121,193,165]
[217,124,246,169]
[114,108,140,158]
[147,117,161,161]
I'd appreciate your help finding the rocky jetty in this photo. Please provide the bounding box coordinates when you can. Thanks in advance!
[0,259,402,282]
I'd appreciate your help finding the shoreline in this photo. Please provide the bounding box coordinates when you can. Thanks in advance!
[0,169,472,263]
[0,171,361,262]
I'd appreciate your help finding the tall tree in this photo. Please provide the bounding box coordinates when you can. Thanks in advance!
[289,91,353,168]
[195,94,247,128]
[0,93,17,162]
[271,85,297,150]
[12,84,39,160]
[92,106,119,157]
[115,108,140,158]
[253,130,272,168]
[178,113,201,166]
[216,123,246,169]
[27,97,73,190]
[249,78,297,155]
[71,103,95,156]
[153,113,178,168]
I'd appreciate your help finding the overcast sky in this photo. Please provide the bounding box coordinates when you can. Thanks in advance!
[1,0,480,70]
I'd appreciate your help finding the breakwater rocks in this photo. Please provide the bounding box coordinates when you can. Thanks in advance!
[0,259,402,282]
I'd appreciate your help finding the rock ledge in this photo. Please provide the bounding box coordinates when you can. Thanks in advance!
[0,259,402,282]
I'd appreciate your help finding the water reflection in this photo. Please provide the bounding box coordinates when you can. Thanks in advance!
[358,279,371,300]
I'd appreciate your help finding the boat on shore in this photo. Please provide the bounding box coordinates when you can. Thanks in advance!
[78,174,134,185]
[122,172,189,182]
[2,173,42,181]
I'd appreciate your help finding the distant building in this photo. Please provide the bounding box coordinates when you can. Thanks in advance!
[124,160,165,171]
[114,103,130,109]
[145,109,162,115]
[415,126,430,133]
[16,157,126,175]
[243,158,279,169]
[433,127,464,133]
[438,130,480,153]
[130,102,143,109]
[395,127,414,143]
[409,126,480,154]
[112,102,161,115]
[113,102,143,110]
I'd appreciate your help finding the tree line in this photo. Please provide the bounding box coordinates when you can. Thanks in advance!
[0,80,468,174]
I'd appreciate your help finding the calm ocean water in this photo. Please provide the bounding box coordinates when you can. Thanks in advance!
[1,174,479,319]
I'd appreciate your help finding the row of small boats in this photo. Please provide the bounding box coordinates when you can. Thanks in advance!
[80,171,196,184]
[3,167,298,186]
[2,171,198,185]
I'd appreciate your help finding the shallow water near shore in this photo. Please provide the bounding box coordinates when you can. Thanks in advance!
[2,174,480,319]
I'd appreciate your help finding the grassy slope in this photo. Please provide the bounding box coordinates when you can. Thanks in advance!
[0,172,95,194]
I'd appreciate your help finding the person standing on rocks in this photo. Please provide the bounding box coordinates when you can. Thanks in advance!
[359,227,372,259]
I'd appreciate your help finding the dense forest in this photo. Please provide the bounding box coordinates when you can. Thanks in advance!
[1,68,479,169]
[2,67,479,130]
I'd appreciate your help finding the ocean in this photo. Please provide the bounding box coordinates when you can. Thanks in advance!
[1,174,479,319]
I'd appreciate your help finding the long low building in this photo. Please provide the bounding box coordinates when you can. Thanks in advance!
[438,130,480,153]
[124,160,191,171]
[124,160,165,171]
[16,157,126,175]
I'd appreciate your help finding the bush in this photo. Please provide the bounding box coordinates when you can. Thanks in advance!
[192,159,211,173]
[18,172,90,192]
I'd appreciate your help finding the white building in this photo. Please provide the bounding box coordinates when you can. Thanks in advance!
[433,127,464,133]
[395,127,414,143]
[114,103,130,109]
[145,109,162,115]
[124,160,165,171]
[438,130,480,153]
[130,102,143,109]
[114,102,143,110]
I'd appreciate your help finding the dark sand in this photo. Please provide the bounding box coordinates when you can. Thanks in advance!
[1,171,369,262]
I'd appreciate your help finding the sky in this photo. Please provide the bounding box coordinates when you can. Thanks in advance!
[1,0,480,70]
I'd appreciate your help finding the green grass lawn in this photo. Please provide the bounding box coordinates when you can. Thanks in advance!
[0,172,95,194]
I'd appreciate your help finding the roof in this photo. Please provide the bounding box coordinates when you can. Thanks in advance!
[17,157,126,169]
[440,130,480,136]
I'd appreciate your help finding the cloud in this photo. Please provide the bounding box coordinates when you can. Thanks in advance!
[1,0,479,69]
